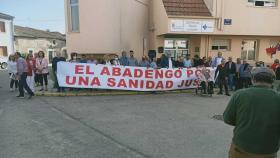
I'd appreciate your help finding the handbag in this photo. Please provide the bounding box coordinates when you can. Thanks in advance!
[9,73,16,80]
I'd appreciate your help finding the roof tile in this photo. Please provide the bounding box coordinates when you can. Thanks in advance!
[162,0,212,17]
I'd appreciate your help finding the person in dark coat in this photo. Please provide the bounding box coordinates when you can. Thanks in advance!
[215,59,230,96]
[225,57,237,91]
[193,55,204,67]
[52,51,66,92]
[160,54,169,68]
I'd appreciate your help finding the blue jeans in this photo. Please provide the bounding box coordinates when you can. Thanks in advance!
[19,72,34,96]
[228,74,236,90]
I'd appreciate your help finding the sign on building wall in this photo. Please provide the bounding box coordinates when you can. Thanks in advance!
[171,20,214,33]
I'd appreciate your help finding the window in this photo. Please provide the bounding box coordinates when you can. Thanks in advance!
[211,39,231,51]
[69,0,80,32]
[164,39,189,60]
[0,46,8,56]
[48,49,54,63]
[248,0,277,7]
[269,40,280,47]
[241,40,258,61]
[0,22,5,33]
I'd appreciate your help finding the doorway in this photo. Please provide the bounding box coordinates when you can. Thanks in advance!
[164,39,189,60]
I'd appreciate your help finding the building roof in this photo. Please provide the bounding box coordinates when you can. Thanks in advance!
[0,12,14,20]
[14,25,66,41]
[162,0,212,17]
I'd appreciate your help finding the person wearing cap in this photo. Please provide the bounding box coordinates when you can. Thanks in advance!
[223,67,280,158]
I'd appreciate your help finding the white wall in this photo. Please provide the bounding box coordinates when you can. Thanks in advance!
[0,18,14,56]
[65,0,150,59]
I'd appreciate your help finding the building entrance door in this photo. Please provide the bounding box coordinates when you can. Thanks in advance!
[164,39,189,60]
[241,40,257,61]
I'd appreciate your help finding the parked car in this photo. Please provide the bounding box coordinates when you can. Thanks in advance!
[0,56,8,69]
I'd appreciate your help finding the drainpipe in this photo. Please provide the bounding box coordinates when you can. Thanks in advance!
[220,0,225,31]
[120,0,122,53]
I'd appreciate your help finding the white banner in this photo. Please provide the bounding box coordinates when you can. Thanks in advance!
[57,62,216,91]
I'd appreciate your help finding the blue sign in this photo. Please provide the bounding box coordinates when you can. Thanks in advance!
[224,19,232,25]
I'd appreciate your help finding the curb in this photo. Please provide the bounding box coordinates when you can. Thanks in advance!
[35,90,194,97]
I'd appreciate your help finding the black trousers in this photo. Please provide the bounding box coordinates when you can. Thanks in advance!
[54,72,65,92]
[38,74,48,86]
[235,77,242,90]
[218,78,229,94]
[34,73,39,84]
[19,72,34,96]
[201,81,214,94]
[240,77,251,89]
[9,73,18,89]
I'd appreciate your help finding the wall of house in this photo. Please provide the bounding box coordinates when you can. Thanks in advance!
[0,18,14,56]
[65,0,150,59]
[14,37,66,62]
[169,0,280,36]
[149,0,169,53]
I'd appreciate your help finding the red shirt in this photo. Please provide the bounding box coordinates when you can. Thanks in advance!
[26,58,36,76]
[271,63,279,71]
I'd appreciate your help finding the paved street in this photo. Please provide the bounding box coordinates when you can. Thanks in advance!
[0,70,278,158]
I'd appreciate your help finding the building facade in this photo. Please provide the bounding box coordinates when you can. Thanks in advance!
[14,26,66,63]
[0,12,14,57]
[65,0,280,64]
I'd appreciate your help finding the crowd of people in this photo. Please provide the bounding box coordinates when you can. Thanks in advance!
[6,49,280,98]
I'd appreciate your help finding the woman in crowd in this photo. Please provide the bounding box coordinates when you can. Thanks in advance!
[103,54,111,65]
[7,54,18,91]
[26,53,36,93]
[36,51,49,91]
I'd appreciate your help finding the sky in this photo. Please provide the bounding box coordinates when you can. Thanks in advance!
[0,0,65,33]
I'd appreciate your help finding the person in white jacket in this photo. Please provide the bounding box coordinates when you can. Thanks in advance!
[7,54,18,91]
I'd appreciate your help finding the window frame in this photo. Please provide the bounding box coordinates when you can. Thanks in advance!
[0,46,8,56]
[211,39,231,51]
[68,0,80,33]
[0,21,6,33]
[247,0,278,8]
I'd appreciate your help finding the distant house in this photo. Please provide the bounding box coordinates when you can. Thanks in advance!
[14,25,66,63]
[0,12,14,57]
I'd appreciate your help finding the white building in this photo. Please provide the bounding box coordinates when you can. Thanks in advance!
[0,12,14,57]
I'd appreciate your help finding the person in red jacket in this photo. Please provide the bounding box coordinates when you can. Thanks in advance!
[271,59,279,71]
[26,53,36,93]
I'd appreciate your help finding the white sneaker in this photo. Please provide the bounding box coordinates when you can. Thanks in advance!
[10,88,14,92]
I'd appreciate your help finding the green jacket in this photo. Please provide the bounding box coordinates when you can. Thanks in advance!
[224,86,280,155]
